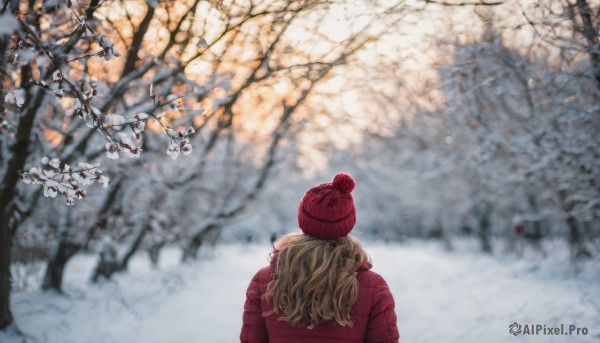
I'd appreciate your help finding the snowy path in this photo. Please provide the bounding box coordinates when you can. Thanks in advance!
[2,241,599,343]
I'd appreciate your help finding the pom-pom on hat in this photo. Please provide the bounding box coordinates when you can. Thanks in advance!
[298,172,357,240]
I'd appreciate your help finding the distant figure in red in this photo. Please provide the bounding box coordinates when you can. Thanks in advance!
[240,173,399,342]
[513,222,523,236]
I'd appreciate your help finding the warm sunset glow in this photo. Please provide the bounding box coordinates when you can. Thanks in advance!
[43,128,63,148]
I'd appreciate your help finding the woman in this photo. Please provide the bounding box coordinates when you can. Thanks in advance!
[240,173,399,343]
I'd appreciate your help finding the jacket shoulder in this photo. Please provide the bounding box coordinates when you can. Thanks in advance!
[251,265,274,285]
[357,269,388,289]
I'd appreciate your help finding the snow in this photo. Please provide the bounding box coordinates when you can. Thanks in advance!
[103,114,126,130]
[4,89,25,107]
[0,13,19,35]
[2,241,599,343]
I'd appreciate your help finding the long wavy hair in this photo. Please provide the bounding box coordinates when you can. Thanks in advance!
[266,231,368,329]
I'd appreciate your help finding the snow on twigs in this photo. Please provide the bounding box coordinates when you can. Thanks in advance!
[4,89,25,107]
[166,126,194,160]
[19,160,109,205]
[104,133,142,160]
[96,33,121,61]
[103,114,126,131]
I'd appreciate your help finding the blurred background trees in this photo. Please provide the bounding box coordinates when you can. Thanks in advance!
[0,0,404,330]
[312,0,599,256]
[1,0,598,332]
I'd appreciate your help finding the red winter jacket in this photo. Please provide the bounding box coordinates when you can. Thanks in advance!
[240,260,399,343]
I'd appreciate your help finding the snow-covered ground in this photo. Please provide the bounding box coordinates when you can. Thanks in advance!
[2,240,599,343]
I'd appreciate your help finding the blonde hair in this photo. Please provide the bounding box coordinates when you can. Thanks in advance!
[266,232,368,329]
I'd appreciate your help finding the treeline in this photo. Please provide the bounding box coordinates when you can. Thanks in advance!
[0,0,404,331]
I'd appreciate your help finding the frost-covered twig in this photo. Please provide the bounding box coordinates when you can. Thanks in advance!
[18,159,109,205]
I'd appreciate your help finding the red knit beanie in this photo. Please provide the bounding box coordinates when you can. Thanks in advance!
[298,172,356,240]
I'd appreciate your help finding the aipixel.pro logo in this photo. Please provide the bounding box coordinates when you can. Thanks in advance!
[509,322,588,336]
[509,322,522,336]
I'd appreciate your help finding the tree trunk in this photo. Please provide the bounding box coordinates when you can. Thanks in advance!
[0,216,13,330]
[90,223,150,281]
[41,241,80,292]
[121,4,155,77]
[117,223,150,272]
[148,242,165,268]
[182,224,220,262]
[478,203,493,253]
[525,193,544,253]
[566,215,591,260]
[0,86,44,330]
[558,190,591,260]
[91,246,119,283]
[573,0,600,89]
